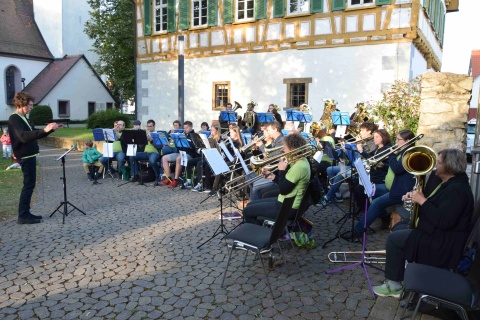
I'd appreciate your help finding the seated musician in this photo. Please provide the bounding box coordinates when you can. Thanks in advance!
[242,103,257,135]
[353,129,416,235]
[249,121,285,201]
[129,119,161,183]
[319,122,377,205]
[161,120,180,156]
[297,104,310,132]
[243,133,311,224]
[352,129,392,212]
[160,121,201,188]
[372,148,474,297]
[99,119,126,177]
[200,122,209,131]
[192,124,221,192]
[268,104,283,127]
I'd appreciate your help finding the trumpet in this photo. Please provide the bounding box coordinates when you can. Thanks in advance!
[328,134,425,185]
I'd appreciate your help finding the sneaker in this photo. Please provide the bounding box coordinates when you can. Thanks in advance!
[315,195,331,207]
[168,179,180,188]
[184,181,193,189]
[202,188,212,193]
[334,194,344,203]
[373,282,403,298]
[191,183,203,192]
[279,233,293,242]
[160,178,171,186]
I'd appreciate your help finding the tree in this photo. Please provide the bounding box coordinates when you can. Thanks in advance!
[84,0,135,105]
[366,77,421,136]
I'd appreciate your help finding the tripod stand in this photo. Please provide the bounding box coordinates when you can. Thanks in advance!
[50,146,86,224]
[197,189,230,248]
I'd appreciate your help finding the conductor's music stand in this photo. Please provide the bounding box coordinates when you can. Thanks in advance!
[257,112,275,123]
[50,144,86,224]
[326,157,380,299]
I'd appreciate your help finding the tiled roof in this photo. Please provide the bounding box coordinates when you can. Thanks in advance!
[470,50,480,79]
[24,55,83,102]
[0,0,53,60]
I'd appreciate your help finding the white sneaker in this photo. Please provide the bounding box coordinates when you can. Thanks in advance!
[191,183,203,192]
[184,181,193,188]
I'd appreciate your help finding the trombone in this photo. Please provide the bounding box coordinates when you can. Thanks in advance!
[328,134,425,185]
[333,136,373,150]
[328,250,386,263]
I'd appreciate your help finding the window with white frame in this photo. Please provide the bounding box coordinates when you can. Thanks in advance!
[288,0,310,15]
[58,100,70,117]
[154,0,168,32]
[349,0,374,7]
[212,82,230,110]
[237,0,254,21]
[283,78,312,109]
[192,0,208,27]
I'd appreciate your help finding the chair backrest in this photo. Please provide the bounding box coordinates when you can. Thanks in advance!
[268,196,296,247]
[293,182,313,223]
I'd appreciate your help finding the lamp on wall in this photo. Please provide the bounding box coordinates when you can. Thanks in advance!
[21,78,25,90]
[178,35,185,126]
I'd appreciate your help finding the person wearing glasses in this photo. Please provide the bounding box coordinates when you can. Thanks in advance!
[129,119,161,183]
[353,129,416,235]
[8,92,61,224]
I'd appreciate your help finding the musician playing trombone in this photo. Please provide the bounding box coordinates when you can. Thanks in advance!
[352,129,416,236]
[243,133,311,224]
[372,148,474,298]
[318,122,377,206]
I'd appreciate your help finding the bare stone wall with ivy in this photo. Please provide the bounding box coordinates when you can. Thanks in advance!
[418,72,473,153]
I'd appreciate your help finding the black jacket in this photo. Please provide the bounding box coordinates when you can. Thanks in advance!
[8,113,52,159]
[405,172,474,269]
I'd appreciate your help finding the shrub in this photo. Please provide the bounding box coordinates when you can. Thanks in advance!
[29,105,53,125]
[86,109,131,129]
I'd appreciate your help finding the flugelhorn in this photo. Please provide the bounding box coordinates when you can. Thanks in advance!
[329,134,425,185]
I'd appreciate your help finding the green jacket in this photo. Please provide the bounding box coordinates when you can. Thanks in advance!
[82,147,102,164]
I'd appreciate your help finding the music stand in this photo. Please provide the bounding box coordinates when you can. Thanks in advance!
[197,148,231,248]
[93,128,116,179]
[256,112,275,123]
[49,144,86,224]
[170,133,193,188]
[156,130,171,147]
[220,111,237,123]
[326,157,379,299]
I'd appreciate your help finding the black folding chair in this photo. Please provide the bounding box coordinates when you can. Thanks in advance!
[221,196,295,299]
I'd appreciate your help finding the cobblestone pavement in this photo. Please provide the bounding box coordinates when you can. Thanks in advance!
[0,146,434,319]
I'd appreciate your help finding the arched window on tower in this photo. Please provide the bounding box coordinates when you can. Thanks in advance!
[5,66,21,105]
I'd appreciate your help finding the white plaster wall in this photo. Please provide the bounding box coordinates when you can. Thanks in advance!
[34,0,63,58]
[410,44,429,79]
[40,59,114,120]
[140,43,414,129]
[0,57,50,120]
[471,75,480,112]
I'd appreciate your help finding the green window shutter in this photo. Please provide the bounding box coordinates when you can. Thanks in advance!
[255,0,267,20]
[167,0,176,32]
[273,0,284,18]
[310,0,324,13]
[223,0,233,24]
[144,0,152,36]
[208,0,218,26]
[331,0,345,11]
[375,0,391,5]
[179,0,189,30]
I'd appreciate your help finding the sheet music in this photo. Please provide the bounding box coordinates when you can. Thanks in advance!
[199,133,211,149]
[180,151,188,166]
[102,129,116,141]
[127,144,137,156]
[234,148,250,174]
[219,142,234,162]
[202,148,230,175]
[336,125,347,138]
[103,142,114,157]
[304,123,311,133]
[354,158,374,198]
[293,121,299,130]
[313,150,323,163]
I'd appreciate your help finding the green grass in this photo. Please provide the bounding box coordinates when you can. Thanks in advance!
[49,128,93,140]
[0,157,23,222]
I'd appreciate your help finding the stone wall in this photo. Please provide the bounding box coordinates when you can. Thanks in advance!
[418,72,473,153]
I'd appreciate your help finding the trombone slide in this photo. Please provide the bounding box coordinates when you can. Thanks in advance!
[328,250,386,264]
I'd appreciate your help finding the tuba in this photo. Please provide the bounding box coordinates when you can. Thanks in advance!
[349,102,370,137]
[319,99,337,132]
[233,101,243,112]
[244,100,257,129]
[402,146,437,229]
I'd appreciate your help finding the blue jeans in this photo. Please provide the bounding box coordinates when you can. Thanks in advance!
[355,192,402,233]
[246,172,275,201]
[100,152,125,172]
[131,152,160,176]
[326,165,351,199]
[19,157,36,218]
